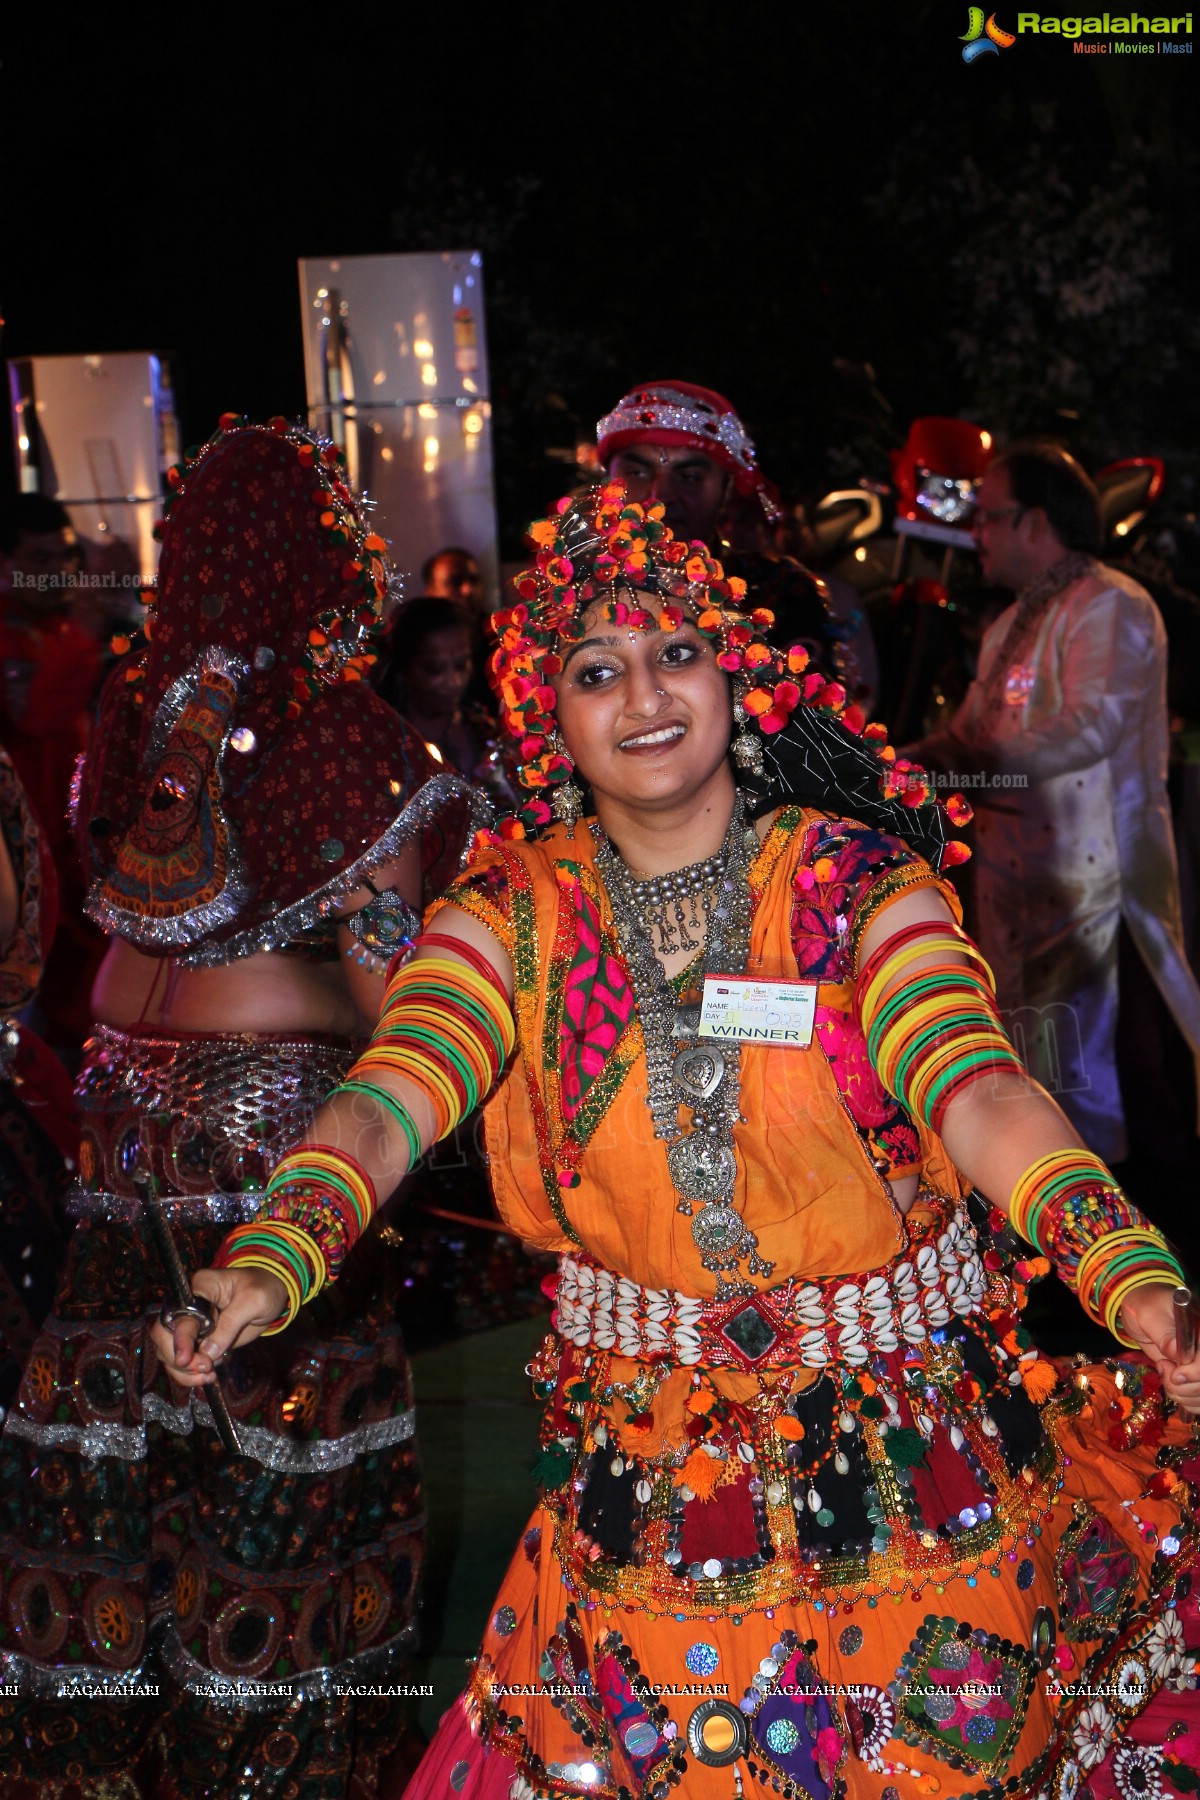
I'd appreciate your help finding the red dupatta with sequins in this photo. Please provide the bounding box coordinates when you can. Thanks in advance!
[74,423,480,960]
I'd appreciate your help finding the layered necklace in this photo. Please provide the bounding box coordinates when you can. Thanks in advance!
[594,790,774,1298]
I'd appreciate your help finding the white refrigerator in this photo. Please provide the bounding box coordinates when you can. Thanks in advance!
[7,351,179,585]
[297,251,499,604]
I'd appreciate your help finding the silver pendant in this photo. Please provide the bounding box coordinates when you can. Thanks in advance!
[691,1203,746,1258]
[667,1136,737,1200]
[672,1003,702,1037]
[671,1044,725,1102]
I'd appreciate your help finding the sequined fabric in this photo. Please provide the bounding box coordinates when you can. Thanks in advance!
[0,1027,423,1799]
[73,1025,355,1218]
[73,426,479,964]
[0,747,70,1409]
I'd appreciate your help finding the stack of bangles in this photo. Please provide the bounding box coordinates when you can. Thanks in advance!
[215,934,515,1331]
[854,922,1188,1344]
[855,919,1023,1132]
[1010,1148,1185,1345]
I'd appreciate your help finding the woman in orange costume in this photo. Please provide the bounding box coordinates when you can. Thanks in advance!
[160,485,1200,1800]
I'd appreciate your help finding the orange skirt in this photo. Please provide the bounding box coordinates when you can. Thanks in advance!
[404,1217,1200,1800]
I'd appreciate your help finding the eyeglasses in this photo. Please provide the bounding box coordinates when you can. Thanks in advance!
[974,505,1026,527]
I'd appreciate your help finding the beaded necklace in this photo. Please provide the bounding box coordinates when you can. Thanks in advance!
[621,846,731,956]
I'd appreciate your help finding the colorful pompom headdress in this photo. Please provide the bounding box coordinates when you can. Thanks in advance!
[488,483,971,869]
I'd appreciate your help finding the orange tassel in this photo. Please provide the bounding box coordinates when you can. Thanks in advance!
[1020,1360,1059,1403]
[678,1448,725,1503]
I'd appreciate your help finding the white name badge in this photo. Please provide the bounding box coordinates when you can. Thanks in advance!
[698,975,817,1047]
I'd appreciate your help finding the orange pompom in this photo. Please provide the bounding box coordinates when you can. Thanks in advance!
[622,1414,655,1444]
[774,1416,806,1442]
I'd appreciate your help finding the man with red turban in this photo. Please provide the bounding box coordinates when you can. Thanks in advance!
[596,379,876,703]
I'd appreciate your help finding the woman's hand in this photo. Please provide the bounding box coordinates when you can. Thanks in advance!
[1119,1282,1200,1414]
[150,1265,288,1387]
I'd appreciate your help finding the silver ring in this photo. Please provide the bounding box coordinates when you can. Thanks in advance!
[159,1299,216,1335]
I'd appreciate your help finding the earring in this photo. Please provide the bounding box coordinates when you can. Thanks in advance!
[548,734,584,830]
[731,698,764,778]
[551,777,584,827]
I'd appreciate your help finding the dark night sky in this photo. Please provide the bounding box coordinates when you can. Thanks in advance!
[5,3,1197,536]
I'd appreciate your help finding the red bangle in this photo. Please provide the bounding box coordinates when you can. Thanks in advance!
[416,930,509,999]
[855,920,961,995]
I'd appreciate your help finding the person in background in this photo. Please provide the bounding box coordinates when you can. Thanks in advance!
[914,442,1200,1192]
[596,378,877,706]
[375,596,520,811]
[423,545,486,623]
[0,495,105,1052]
[0,420,480,1800]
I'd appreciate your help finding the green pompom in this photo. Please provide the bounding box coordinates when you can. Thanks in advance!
[883,1427,929,1469]
[531,1441,574,1490]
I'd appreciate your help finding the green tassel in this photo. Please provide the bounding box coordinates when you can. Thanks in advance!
[531,1441,574,1490]
[883,1427,929,1469]
[565,1379,593,1405]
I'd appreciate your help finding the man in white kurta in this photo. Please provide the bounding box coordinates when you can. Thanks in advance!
[919,445,1200,1162]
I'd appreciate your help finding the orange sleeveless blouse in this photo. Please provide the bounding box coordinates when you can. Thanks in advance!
[435,805,962,1295]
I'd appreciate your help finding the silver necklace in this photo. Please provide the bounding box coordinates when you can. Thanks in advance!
[594,792,774,1297]
[622,848,729,955]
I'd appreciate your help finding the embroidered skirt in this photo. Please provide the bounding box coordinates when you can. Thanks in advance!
[0,1025,424,1800]
[404,1198,1200,1800]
